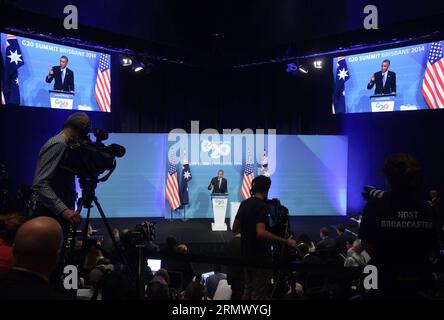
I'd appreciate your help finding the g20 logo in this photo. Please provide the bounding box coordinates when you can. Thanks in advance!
[201,140,231,159]
[375,102,389,111]
[55,99,69,108]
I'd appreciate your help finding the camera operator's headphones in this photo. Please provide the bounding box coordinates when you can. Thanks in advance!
[250,175,272,194]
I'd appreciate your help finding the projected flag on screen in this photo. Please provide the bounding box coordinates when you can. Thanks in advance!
[422,42,444,109]
[2,34,24,105]
[333,57,349,114]
[166,160,181,210]
[94,53,111,112]
[242,152,254,200]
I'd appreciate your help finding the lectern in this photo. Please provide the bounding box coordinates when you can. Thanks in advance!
[211,193,228,231]
[49,90,75,109]
[370,93,396,112]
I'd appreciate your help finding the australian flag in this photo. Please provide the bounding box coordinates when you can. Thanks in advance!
[179,159,192,206]
[2,35,24,105]
[333,57,349,114]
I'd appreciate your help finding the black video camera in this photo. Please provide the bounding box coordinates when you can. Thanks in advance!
[362,185,385,201]
[266,198,290,236]
[66,128,126,180]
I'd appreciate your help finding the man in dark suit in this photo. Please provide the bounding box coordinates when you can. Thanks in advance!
[0,216,69,300]
[45,55,75,92]
[315,227,336,252]
[334,224,356,256]
[367,59,396,95]
[208,170,228,194]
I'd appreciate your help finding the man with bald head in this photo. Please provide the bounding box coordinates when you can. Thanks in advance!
[0,217,68,300]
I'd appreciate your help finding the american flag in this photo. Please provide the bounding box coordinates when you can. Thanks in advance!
[94,53,111,112]
[241,152,254,200]
[166,160,181,211]
[421,42,444,109]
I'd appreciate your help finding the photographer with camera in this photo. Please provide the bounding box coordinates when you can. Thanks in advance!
[31,113,90,234]
[232,175,297,300]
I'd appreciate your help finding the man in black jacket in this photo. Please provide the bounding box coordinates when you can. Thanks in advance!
[367,59,396,95]
[359,154,439,298]
[335,223,356,255]
[0,217,69,300]
[45,55,75,92]
[232,175,297,299]
[316,227,336,252]
[208,169,228,194]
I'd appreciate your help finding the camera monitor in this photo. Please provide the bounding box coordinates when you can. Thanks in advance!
[147,259,162,272]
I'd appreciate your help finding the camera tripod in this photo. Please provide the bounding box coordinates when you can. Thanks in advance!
[70,176,135,283]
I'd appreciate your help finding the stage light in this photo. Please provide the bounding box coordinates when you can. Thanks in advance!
[313,60,323,69]
[121,56,132,67]
[133,61,145,72]
[287,62,308,74]
[298,65,309,74]
[286,63,298,73]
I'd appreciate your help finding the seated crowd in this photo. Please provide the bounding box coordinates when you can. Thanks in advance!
[0,154,443,300]
[1,212,442,300]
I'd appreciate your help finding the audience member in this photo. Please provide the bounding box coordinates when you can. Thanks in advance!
[335,224,356,255]
[299,243,321,265]
[343,239,370,267]
[183,281,206,300]
[0,216,68,300]
[163,241,195,290]
[0,213,27,277]
[297,233,316,253]
[315,227,336,252]
[147,268,170,300]
[206,264,227,300]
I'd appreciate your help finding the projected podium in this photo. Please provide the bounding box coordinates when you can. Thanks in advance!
[49,90,75,109]
[211,193,228,231]
[370,93,396,112]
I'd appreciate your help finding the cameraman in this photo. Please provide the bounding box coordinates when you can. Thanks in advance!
[31,113,90,235]
[359,154,440,299]
[233,175,297,300]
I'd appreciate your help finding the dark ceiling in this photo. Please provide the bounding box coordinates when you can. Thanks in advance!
[3,0,444,66]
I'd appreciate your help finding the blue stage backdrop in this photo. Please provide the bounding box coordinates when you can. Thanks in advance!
[332,40,444,113]
[1,33,111,112]
[86,133,348,218]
